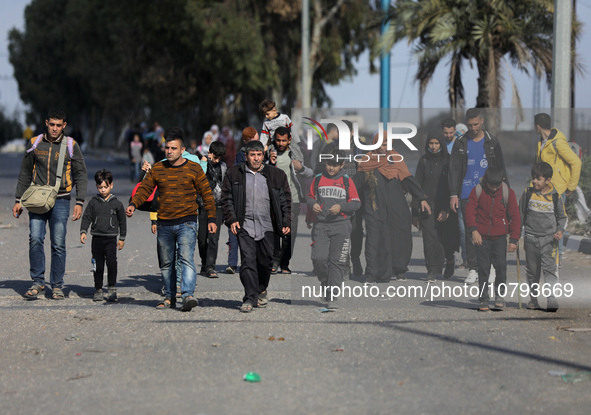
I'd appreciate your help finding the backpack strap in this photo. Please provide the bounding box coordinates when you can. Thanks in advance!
[52,138,69,191]
[66,136,74,158]
[313,174,322,199]
[343,174,350,202]
[25,134,44,154]
[552,192,560,221]
[522,187,534,225]
[476,182,509,206]
[501,182,509,208]
[26,134,75,158]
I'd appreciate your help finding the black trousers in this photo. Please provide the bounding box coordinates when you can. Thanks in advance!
[91,235,118,289]
[273,203,299,269]
[197,206,224,271]
[476,236,508,304]
[350,212,364,262]
[419,212,445,275]
[238,230,274,306]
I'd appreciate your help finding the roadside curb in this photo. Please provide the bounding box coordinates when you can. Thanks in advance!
[564,234,591,255]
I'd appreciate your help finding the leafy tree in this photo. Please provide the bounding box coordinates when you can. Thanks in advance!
[8,0,92,126]
[0,108,22,144]
[9,0,376,147]
[379,0,581,111]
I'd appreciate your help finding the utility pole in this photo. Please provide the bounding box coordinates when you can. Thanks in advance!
[551,0,572,139]
[570,0,577,138]
[380,0,390,124]
[302,0,311,110]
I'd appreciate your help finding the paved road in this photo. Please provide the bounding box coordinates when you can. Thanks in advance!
[1,151,591,415]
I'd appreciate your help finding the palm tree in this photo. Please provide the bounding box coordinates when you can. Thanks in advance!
[378,0,580,111]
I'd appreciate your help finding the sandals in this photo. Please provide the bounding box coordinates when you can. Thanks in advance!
[240,302,253,313]
[175,286,182,299]
[258,291,268,308]
[156,298,175,309]
[24,284,44,300]
[478,305,490,312]
[52,287,65,300]
[271,263,280,274]
[280,268,291,275]
[205,270,218,278]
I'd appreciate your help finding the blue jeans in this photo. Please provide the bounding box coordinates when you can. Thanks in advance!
[130,161,141,182]
[28,198,70,288]
[157,221,198,300]
[172,237,191,288]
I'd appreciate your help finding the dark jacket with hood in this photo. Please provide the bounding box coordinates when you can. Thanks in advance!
[413,131,459,252]
[413,131,451,214]
[80,195,127,240]
[221,163,292,235]
[448,130,507,198]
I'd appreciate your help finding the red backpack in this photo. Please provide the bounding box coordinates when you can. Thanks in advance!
[130,183,159,212]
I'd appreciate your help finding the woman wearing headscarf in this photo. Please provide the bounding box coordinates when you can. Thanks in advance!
[412,131,459,282]
[210,124,220,142]
[356,132,430,283]
[198,131,214,156]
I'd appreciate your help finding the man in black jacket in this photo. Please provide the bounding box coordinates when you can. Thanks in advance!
[448,108,507,284]
[221,140,291,312]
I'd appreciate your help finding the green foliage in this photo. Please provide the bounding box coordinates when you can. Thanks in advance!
[0,109,23,144]
[378,0,578,110]
[8,0,375,145]
[578,156,591,207]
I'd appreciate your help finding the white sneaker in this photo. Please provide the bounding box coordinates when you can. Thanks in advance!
[489,266,496,283]
[465,270,477,284]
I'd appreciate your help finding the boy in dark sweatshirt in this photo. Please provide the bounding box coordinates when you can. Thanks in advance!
[466,168,520,311]
[80,169,127,302]
[519,162,566,312]
[308,149,361,308]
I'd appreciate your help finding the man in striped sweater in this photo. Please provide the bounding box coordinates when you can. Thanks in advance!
[127,127,217,311]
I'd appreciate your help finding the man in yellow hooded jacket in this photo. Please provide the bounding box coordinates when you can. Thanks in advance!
[534,113,582,264]
[534,113,581,196]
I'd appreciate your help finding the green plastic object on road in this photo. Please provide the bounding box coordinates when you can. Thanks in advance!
[244,372,261,382]
[562,371,591,383]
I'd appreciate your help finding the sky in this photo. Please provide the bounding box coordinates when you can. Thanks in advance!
[1,0,591,125]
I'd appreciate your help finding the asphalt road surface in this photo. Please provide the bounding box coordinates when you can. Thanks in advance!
[1,151,591,415]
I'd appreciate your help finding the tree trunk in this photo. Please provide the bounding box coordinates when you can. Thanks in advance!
[476,59,490,109]
[475,53,502,135]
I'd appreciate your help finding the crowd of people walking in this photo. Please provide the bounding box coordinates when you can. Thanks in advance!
[12,106,583,312]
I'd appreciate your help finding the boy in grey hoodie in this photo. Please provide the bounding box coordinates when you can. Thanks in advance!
[519,162,567,312]
[308,149,361,308]
[80,170,127,302]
